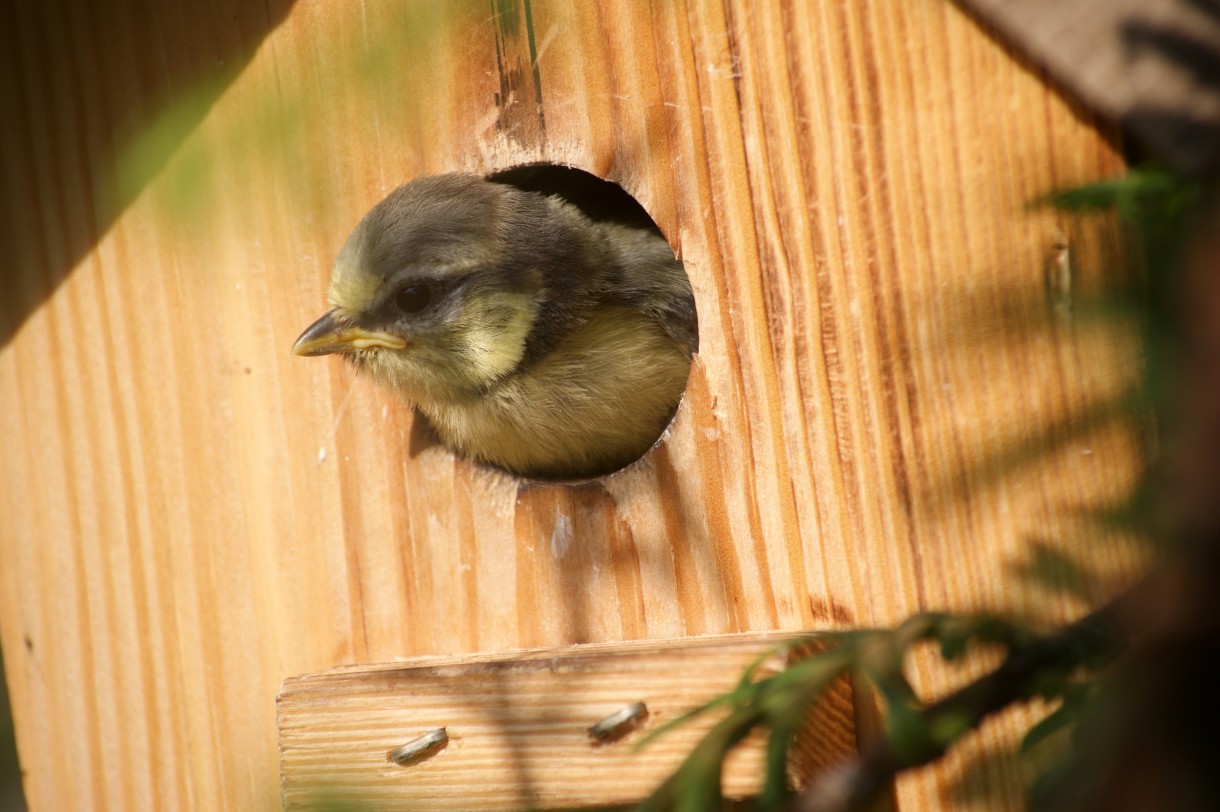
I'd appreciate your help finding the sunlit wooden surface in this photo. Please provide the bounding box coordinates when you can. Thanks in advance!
[0,0,1143,809]
[277,634,856,810]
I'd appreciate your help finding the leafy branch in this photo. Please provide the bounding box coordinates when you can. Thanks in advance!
[635,601,1123,812]
[795,593,1126,812]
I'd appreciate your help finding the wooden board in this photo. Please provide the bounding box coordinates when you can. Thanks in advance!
[0,1,1144,810]
[277,634,856,810]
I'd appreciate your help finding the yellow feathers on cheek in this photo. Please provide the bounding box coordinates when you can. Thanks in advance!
[453,292,539,386]
[326,267,382,318]
[351,291,540,402]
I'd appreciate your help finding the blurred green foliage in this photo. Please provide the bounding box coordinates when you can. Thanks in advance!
[110,2,460,231]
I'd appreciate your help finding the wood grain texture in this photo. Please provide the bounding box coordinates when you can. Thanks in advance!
[277,634,856,809]
[0,0,1143,809]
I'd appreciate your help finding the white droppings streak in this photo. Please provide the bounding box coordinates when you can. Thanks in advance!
[531,23,558,67]
[317,446,327,463]
[550,514,574,560]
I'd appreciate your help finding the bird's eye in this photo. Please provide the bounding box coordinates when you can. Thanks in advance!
[394,283,434,314]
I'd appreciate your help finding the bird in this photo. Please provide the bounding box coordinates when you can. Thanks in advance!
[292,172,697,480]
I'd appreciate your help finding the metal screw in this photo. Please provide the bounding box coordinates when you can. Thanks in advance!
[588,702,648,742]
[390,728,448,765]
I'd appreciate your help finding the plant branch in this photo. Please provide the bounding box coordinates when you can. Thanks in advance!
[791,591,1133,812]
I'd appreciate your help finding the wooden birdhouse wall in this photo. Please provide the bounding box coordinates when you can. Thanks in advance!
[1,1,1144,809]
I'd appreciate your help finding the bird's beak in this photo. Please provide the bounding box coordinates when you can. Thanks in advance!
[291,312,407,356]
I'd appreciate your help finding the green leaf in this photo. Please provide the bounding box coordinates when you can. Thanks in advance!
[928,709,975,747]
[1028,755,1075,809]
[1035,169,1185,213]
[760,711,797,811]
[892,612,949,649]
[638,705,761,812]
[633,691,743,752]
[760,647,854,698]
[1021,703,1075,755]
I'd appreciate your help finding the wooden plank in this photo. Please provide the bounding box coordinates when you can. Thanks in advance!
[277,634,856,810]
[0,1,1143,810]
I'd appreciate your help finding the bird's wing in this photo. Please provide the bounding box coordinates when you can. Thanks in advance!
[600,222,699,354]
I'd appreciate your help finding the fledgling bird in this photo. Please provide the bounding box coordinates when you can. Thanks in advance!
[292,173,697,480]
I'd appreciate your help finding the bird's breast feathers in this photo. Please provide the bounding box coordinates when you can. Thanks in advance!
[421,305,691,479]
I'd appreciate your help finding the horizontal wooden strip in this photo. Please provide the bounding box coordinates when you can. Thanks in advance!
[277,633,856,810]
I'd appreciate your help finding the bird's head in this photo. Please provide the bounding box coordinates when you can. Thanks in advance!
[292,174,604,404]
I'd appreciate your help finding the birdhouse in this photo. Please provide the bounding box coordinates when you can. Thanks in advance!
[0,1,1152,810]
